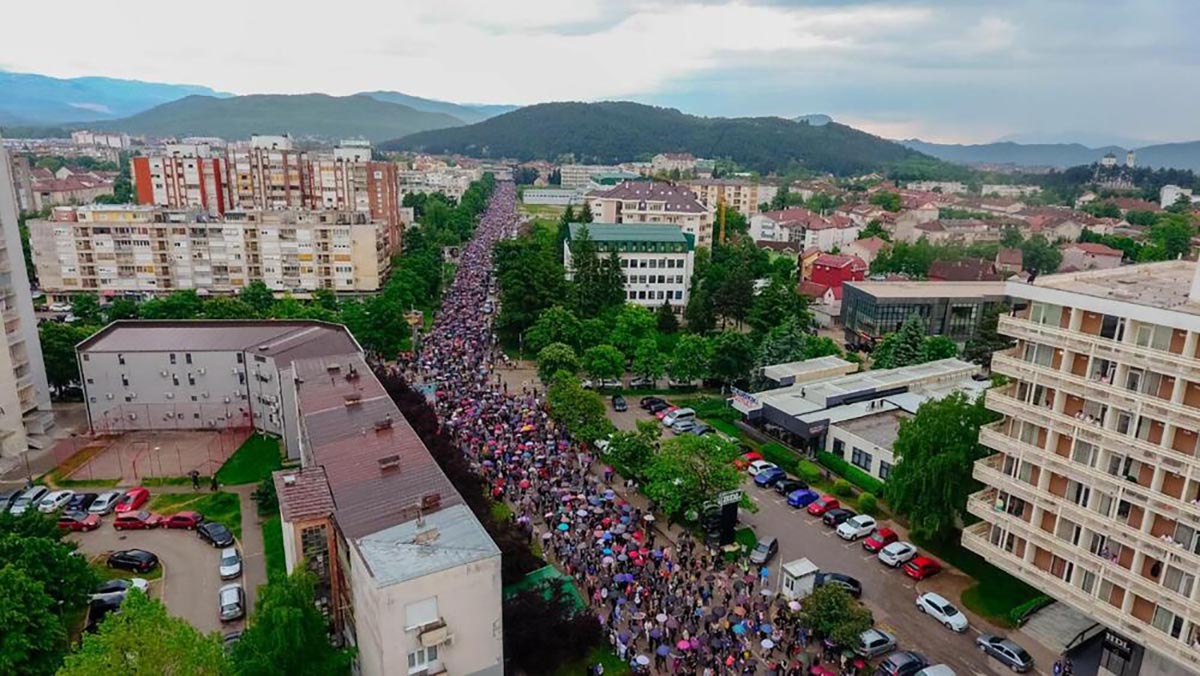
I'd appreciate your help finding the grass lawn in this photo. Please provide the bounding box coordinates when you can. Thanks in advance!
[49,477,121,488]
[261,513,286,583]
[913,532,1041,627]
[215,434,282,485]
[142,476,195,487]
[148,491,242,540]
[89,554,164,581]
[554,645,631,676]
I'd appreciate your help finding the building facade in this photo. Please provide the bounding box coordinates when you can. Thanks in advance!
[559,164,620,190]
[564,223,694,311]
[965,262,1200,676]
[132,144,232,216]
[585,181,714,247]
[840,280,1015,349]
[684,179,778,219]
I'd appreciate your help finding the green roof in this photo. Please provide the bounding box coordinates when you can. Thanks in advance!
[502,565,586,610]
[568,222,688,244]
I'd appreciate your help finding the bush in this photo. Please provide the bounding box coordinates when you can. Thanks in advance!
[817,451,885,495]
[857,493,878,515]
[832,479,853,497]
[797,461,822,484]
[252,476,278,516]
[760,442,802,475]
[1009,595,1053,625]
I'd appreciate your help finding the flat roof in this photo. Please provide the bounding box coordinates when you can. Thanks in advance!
[845,280,1008,299]
[758,358,978,417]
[568,222,688,243]
[1015,260,1200,316]
[356,504,500,588]
[761,356,855,382]
[835,409,908,449]
[77,320,359,364]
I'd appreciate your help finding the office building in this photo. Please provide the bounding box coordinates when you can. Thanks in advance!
[585,181,714,247]
[841,280,1015,349]
[521,188,583,206]
[564,223,694,311]
[966,262,1200,675]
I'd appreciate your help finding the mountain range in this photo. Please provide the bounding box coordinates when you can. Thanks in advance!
[0,71,230,124]
[900,138,1200,172]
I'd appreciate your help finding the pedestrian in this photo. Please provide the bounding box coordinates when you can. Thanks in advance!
[209,474,218,492]
[190,469,200,491]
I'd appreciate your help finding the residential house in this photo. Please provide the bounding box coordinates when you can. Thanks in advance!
[809,253,867,290]
[927,258,1001,282]
[586,181,714,247]
[844,237,890,267]
[1059,242,1124,271]
[996,248,1024,275]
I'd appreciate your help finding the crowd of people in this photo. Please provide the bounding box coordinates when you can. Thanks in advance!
[414,180,865,675]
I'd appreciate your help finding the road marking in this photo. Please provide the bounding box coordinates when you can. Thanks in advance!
[843,541,861,549]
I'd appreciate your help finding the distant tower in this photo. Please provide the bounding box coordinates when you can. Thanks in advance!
[1125,151,1136,168]
[1101,152,1117,168]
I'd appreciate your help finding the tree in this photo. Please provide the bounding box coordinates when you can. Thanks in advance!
[1148,214,1195,260]
[748,278,811,335]
[708,331,755,387]
[495,232,566,342]
[604,420,661,479]
[524,306,582,354]
[0,565,65,676]
[577,202,594,224]
[105,297,140,321]
[884,392,998,541]
[631,338,666,383]
[138,290,203,319]
[38,321,93,392]
[239,281,275,316]
[70,294,103,325]
[536,343,579,383]
[962,303,1012,368]
[858,220,891,242]
[201,296,255,320]
[231,569,354,676]
[581,344,625,383]
[668,334,711,385]
[59,590,227,676]
[919,335,958,362]
[609,304,656,356]
[1018,235,1062,275]
[798,584,873,648]
[655,301,679,334]
[503,580,601,675]
[566,227,623,318]
[642,435,741,520]
[870,315,926,369]
[1000,227,1024,248]
[545,373,613,444]
[868,191,902,212]
[0,530,96,611]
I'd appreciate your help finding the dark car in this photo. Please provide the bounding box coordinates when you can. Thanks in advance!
[611,395,628,412]
[814,572,863,598]
[85,596,122,633]
[748,536,779,565]
[787,488,820,508]
[774,479,807,496]
[198,521,235,547]
[754,467,788,488]
[647,400,670,414]
[822,508,855,528]
[975,635,1034,673]
[874,650,929,676]
[107,549,159,574]
[65,492,99,512]
[223,631,243,654]
[640,396,666,410]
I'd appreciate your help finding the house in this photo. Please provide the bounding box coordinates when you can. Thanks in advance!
[995,248,1024,274]
[1059,242,1124,271]
[750,208,860,250]
[809,253,867,289]
[797,281,842,328]
[844,237,890,266]
[585,180,714,246]
[927,258,1000,282]
[799,247,823,282]
[650,153,697,173]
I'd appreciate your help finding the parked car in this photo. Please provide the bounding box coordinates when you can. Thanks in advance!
[114,511,163,530]
[65,492,99,512]
[774,479,807,496]
[671,418,698,434]
[57,511,102,532]
[219,547,243,579]
[787,488,820,508]
[38,490,75,513]
[647,400,671,414]
[90,577,149,602]
[748,536,779,565]
[662,407,695,427]
[162,511,204,530]
[916,591,969,632]
[806,495,839,516]
[223,631,243,653]
[814,572,862,598]
[0,488,21,512]
[903,556,943,581]
[114,487,150,513]
[89,490,123,515]
[107,549,159,574]
[878,541,918,568]
[822,508,855,528]
[688,423,712,436]
[629,376,656,389]
[219,583,246,622]
[862,527,899,553]
[754,467,787,488]
[836,514,877,540]
[975,635,1034,673]
[86,596,122,633]
[855,628,897,658]
[655,405,678,421]
[640,396,666,410]
[49,302,72,313]
[733,451,763,470]
[198,521,236,548]
[914,666,956,676]
[9,485,49,515]
[611,395,628,412]
[875,651,929,676]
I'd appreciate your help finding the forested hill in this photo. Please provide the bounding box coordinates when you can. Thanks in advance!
[381,101,932,175]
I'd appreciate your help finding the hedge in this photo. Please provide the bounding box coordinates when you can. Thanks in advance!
[832,480,853,497]
[857,493,878,515]
[760,442,802,475]
[817,451,885,495]
[1009,595,1054,625]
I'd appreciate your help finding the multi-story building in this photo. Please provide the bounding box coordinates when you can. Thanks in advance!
[684,179,778,219]
[809,253,867,290]
[1160,185,1200,210]
[750,208,861,250]
[564,223,694,311]
[981,184,1043,198]
[904,181,968,195]
[965,261,1200,676]
[585,180,714,247]
[30,205,396,300]
[559,164,620,190]
[650,153,697,174]
[0,143,53,460]
[71,130,130,149]
[397,168,480,201]
[131,144,233,216]
[840,280,1015,350]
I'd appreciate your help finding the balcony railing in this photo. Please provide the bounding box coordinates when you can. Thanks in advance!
[1000,315,1200,379]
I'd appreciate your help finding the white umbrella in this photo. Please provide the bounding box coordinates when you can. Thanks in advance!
[761,638,775,650]
[787,600,801,611]
[635,655,650,666]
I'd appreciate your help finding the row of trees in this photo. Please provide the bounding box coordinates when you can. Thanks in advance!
[868,234,1064,278]
[1077,211,1195,263]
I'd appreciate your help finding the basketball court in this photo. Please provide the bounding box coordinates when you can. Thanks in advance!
[55,428,251,485]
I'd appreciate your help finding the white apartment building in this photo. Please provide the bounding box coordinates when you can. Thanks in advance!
[559,164,620,190]
[0,143,52,460]
[521,188,584,206]
[131,144,232,216]
[564,223,694,311]
[585,180,714,247]
[982,184,1043,198]
[71,130,130,149]
[750,208,861,251]
[904,181,968,194]
[1161,185,1200,210]
[966,261,1200,676]
[398,168,480,201]
[30,205,395,300]
[684,179,778,219]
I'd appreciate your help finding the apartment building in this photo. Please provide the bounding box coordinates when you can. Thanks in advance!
[131,144,233,216]
[71,130,130,149]
[585,180,714,247]
[397,168,479,201]
[684,179,778,219]
[564,223,694,311]
[30,205,396,300]
[0,143,53,460]
[966,261,1200,676]
[559,164,620,190]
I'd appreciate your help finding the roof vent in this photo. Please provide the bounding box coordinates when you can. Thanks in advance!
[282,474,296,486]
[377,454,401,472]
[421,493,442,511]
[374,415,393,431]
[412,528,440,546]
[326,363,341,373]
[344,393,362,406]
[346,365,360,381]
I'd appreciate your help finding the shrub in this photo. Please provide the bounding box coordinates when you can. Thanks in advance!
[796,461,822,484]
[857,493,878,515]
[832,479,853,497]
[817,451,885,495]
[252,476,278,516]
[760,442,802,475]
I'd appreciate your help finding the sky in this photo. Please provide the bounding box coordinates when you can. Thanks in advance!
[3,0,1197,144]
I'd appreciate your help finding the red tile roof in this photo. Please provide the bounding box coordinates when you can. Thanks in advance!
[927,258,1000,281]
[1064,242,1123,257]
[274,466,335,522]
[850,236,889,254]
[797,281,830,299]
[813,253,867,271]
[996,248,1023,266]
[588,181,706,213]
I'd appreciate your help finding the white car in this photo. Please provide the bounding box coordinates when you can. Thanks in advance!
[219,547,243,579]
[915,667,956,676]
[878,541,918,567]
[917,592,969,632]
[38,489,75,513]
[662,407,695,428]
[746,460,777,477]
[89,490,123,515]
[9,485,49,515]
[219,583,246,622]
[48,302,71,312]
[836,514,877,541]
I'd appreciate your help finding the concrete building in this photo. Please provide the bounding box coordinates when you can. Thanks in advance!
[564,223,694,311]
[30,205,396,301]
[1060,242,1124,272]
[905,181,967,194]
[521,187,583,206]
[0,143,53,460]
[273,352,502,676]
[650,153,697,173]
[841,280,1015,349]
[398,168,480,201]
[559,164,621,191]
[965,261,1200,675]
[132,144,232,216]
[809,253,867,291]
[684,179,778,218]
[750,208,860,250]
[1160,185,1200,210]
[71,130,130,149]
[585,181,714,247]
[982,184,1043,198]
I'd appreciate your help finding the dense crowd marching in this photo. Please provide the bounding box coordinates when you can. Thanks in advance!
[415,180,865,675]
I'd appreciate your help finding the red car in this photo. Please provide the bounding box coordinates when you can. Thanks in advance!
[655,406,678,421]
[733,451,763,470]
[903,556,942,581]
[114,487,150,513]
[162,511,203,530]
[862,527,899,553]
[807,496,840,516]
[113,510,163,530]
[57,511,101,532]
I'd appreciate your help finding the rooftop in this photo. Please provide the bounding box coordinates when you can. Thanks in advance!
[587,181,707,213]
[568,222,689,244]
[757,358,979,417]
[355,504,500,588]
[844,280,1008,300]
[1015,260,1200,316]
[274,466,335,522]
[835,409,908,449]
[77,320,360,366]
[761,355,856,384]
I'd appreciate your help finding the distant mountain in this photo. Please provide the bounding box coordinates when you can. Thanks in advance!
[1135,141,1200,172]
[0,71,230,124]
[794,114,832,126]
[83,94,465,142]
[383,101,928,175]
[900,138,1200,172]
[360,91,517,124]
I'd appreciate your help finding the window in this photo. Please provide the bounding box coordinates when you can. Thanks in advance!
[185,353,193,365]
[1164,566,1195,598]
[832,438,845,457]
[407,646,439,673]
[1151,606,1184,638]
[169,353,177,365]
[121,374,129,387]
[878,461,892,481]
[851,448,872,472]
[118,353,125,365]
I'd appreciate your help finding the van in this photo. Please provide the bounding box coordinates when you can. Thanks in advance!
[661,407,695,428]
[10,485,49,515]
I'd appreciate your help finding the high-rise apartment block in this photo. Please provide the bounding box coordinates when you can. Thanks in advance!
[132,144,233,216]
[966,261,1200,676]
[585,180,715,247]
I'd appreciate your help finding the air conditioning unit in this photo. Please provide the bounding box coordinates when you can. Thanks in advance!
[197,367,206,375]
[128,413,137,420]
[129,392,137,400]
[231,368,240,375]
[223,396,231,403]
[161,370,169,377]
[106,393,114,400]
[201,392,210,399]
[166,392,175,399]
[163,412,174,420]
[207,420,217,427]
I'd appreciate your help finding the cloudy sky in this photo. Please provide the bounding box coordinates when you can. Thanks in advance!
[3,0,1196,144]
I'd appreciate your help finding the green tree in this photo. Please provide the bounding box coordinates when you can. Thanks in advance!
[0,565,65,676]
[201,296,255,320]
[668,334,711,385]
[546,373,613,444]
[495,230,566,342]
[798,584,873,648]
[748,278,811,335]
[0,530,96,611]
[631,338,666,383]
[884,393,998,541]
[1148,214,1195,260]
[536,343,579,383]
[577,202,594,224]
[231,569,354,676]
[139,290,203,319]
[609,304,656,356]
[1018,235,1062,275]
[655,301,679,334]
[312,288,340,313]
[567,227,623,318]
[239,281,275,316]
[524,306,582,354]
[1000,227,1024,248]
[870,314,926,369]
[858,220,891,242]
[868,191,902,212]
[919,335,958,362]
[708,331,756,386]
[37,321,93,392]
[1124,210,1158,227]
[105,297,140,321]
[806,193,837,213]
[603,420,661,479]
[59,590,227,676]
[581,345,625,383]
[642,435,741,521]
[70,294,103,325]
[962,303,1012,368]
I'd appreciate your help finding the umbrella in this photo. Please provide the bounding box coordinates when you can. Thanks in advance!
[602,556,614,565]
[541,532,552,540]
[676,639,691,650]
[656,645,670,656]
[732,623,747,635]
[650,628,663,639]
[632,612,646,621]
[666,617,679,629]
[636,655,650,666]
[594,530,605,538]
[576,509,589,517]
[656,613,668,623]
[705,573,717,582]
[760,588,774,597]
[711,606,726,618]
[689,637,700,649]
[732,580,745,590]
[734,606,747,616]
[557,523,569,531]
[644,514,655,522]
[788,600,802,611]
[761,638,775,650]
[760,623,773,634]
[619,631,631,643]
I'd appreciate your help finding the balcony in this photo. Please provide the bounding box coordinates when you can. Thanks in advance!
[999,315,1200,380]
